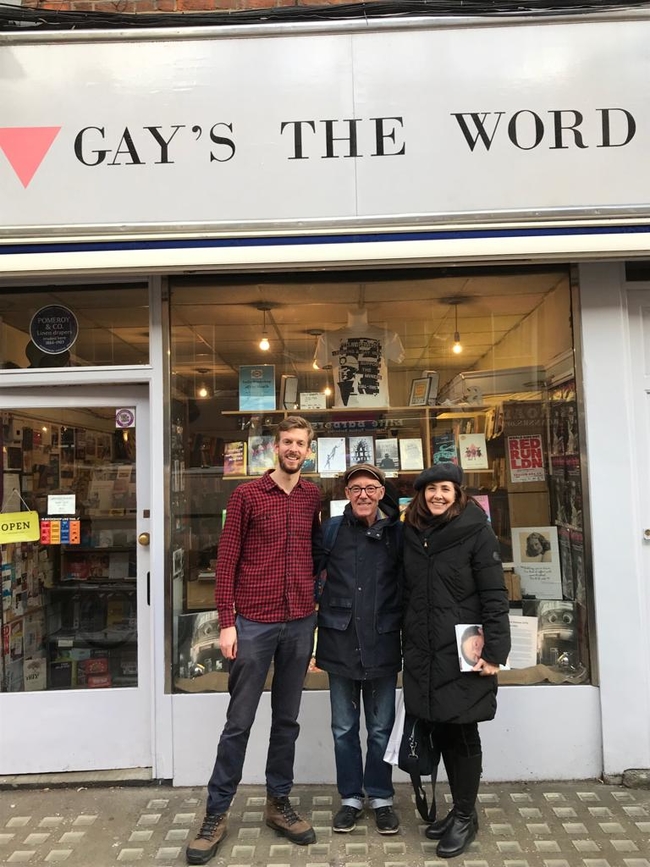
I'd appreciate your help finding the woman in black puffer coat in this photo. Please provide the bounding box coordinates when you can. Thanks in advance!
[402,462,511,859]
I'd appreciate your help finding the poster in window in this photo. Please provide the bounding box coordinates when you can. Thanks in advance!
[512,526,562,599]
[238,365,276,412]
[507,434,545,484]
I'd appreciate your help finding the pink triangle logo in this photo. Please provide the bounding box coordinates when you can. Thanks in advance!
[0,126,61,188]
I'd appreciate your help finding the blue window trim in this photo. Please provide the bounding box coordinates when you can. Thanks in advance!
[1,223,650,256]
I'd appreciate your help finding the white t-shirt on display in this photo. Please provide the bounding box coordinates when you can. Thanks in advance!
[314,322,405,408]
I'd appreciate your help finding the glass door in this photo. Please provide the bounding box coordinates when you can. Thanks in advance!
[0,386,151,774]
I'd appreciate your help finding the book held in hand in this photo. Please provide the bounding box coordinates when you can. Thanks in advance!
[455,623,510,672]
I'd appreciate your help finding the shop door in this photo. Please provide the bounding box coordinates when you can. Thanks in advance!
[0,386,152,774]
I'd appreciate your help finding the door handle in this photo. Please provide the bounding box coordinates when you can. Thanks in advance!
[138,532,150,546]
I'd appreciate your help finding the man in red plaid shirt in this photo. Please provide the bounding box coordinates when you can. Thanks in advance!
[187,416,321,866]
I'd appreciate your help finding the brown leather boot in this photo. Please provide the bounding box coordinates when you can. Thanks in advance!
[186,812,228,865]
[265,795,316,845]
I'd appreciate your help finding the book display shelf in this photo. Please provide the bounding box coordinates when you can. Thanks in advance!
[47,514,138,690]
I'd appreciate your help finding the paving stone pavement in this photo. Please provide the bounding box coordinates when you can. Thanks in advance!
[1,781,650,866]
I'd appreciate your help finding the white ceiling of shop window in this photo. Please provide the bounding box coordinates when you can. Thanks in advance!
[169,268,571,392]
[0,269,570,386]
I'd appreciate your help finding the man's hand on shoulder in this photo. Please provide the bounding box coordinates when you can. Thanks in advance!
[220,625,238,660]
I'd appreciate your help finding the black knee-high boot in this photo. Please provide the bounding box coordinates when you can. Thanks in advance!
[436,753,482,859]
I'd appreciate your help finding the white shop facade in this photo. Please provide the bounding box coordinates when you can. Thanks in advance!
[0,11,649,785]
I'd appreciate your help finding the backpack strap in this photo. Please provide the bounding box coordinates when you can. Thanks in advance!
[314,515,343,601]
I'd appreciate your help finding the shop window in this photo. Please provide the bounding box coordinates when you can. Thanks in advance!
[0,283,149,369]
[167,267,591,694]
[1,410,138,693]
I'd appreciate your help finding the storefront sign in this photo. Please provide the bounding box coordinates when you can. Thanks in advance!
[2,15,650,234]
[0,510,40,543]
[29,305,78,354]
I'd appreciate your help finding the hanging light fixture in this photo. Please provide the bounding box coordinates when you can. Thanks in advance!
[196,368,210,399]
[258,305,271,351]
[307,328,324,369]
[452,301,463,355]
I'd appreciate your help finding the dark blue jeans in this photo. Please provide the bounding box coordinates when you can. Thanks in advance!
[206,614,316,815]
[328,672,397,808]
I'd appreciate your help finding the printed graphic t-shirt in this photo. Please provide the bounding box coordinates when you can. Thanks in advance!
[314,325,405,408]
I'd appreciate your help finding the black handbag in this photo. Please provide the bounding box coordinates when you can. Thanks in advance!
[398,714,440,821]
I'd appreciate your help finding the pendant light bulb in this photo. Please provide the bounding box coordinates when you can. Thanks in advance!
[258,305,271,352]
[452,302,463,354]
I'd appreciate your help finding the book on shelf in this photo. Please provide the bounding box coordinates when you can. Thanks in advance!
[329,499,348,517]
[459,433,489,470]
[473,494,491,521]
[317,437,347,474]
[399,438,424,471]
[247,435,276,475]
[223,441,247,476]
[558,525,574,599]
[432,430,458,465]
[302,439,318,473]
[108,552,131,580]
[63,554,109,581]
[23,656,47,692]
[398,497,412,520]
[376,438,399,471]
[348,435,374,466]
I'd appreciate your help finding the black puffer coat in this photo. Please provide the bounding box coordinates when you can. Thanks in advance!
[402,501,510,724]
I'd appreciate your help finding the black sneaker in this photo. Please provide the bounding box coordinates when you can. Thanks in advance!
[333,804,363,833]
[374,805,399,834]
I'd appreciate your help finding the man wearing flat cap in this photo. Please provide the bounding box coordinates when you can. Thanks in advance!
[314,463,403,836]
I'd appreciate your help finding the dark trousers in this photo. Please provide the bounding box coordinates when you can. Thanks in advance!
[433,722,482,815]
[433,722,482,759]
[206,613,316,815]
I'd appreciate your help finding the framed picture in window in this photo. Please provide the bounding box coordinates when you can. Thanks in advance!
[409,377,431,407]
